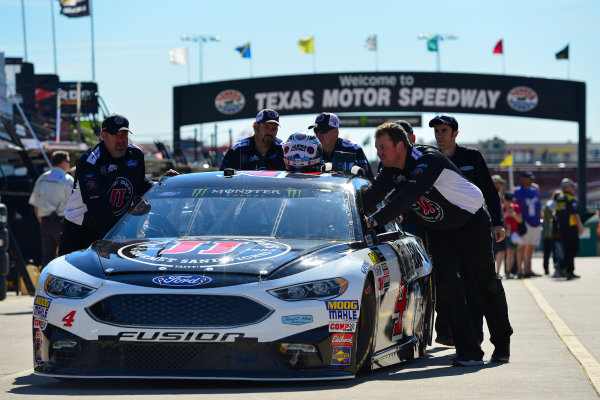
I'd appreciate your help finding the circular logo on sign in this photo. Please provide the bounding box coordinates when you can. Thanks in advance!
[215,90,245,115]
[506,86,538,112]
[117,239,291,269]
[411,197,444,223]
[108,177,134,216]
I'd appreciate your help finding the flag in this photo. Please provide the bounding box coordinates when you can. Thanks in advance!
[58,0,90,17]
[236,42,251,58]
[500,154,513,167]
[298,37,314,54]
[493,39,503,54]
[555,44,569,60]
[427,35,438,52]
[365,35,377,51]
[168,47,188,66]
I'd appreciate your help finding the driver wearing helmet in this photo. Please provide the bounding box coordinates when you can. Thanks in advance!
[282,131,324,173]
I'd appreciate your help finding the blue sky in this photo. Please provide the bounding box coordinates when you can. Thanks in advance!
[1,0,598,160]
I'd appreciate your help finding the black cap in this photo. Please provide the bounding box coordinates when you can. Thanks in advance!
[504,192,514,201]
[521,171,535,179]
[394,120,414,135]
[308,112,340,130]
[255,109,281,125]
[102,114,131,135]
[429,114,458,131]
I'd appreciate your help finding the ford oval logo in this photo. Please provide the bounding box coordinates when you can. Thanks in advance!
[152,275,212,287]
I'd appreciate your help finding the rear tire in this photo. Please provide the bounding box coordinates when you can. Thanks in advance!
[418,275,434,358]
[355,277,376,374]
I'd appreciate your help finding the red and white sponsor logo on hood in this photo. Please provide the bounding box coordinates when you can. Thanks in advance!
[329,322,356,333]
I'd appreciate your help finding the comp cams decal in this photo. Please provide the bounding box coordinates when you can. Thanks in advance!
[117,239,291,269]
[329,322,357,332]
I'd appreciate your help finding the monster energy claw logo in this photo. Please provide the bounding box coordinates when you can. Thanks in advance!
[192,188,208,197]
[287,189,301,198]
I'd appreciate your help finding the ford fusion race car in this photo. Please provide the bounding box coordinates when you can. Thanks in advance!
[33,170,434,380]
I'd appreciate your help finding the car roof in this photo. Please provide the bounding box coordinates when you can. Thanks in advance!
[157,170,369,192]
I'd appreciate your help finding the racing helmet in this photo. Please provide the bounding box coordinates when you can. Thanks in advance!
[282,131,323,172]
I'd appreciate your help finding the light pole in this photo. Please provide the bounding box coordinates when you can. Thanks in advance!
[181,34,221,83]
[418,33,458,72]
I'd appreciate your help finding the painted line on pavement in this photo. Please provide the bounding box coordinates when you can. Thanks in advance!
[524,279,600,396]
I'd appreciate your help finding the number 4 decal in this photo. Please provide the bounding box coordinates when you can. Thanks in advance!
[62,311,76,327]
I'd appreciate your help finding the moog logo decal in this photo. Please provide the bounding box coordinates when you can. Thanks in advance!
[152,275,212,287]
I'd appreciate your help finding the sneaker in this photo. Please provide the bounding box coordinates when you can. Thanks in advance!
[491,342,510,363]
[566,274,580,280]
[504,273,513,280]
[451,357,484,366]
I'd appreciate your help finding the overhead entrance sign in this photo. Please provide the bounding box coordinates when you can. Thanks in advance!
[173,71,586,207]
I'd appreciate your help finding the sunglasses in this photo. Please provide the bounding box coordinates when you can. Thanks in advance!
[314,127,333,134]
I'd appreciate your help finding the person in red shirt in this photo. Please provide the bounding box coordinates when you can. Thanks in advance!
[502,192,523,278]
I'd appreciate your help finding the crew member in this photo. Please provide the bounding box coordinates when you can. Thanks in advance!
[430,114,505,346]
[308,112,374,180]
[29,151,74,267]
[59,114,168,255]
[220,109,285,171]
[362,122,512,366]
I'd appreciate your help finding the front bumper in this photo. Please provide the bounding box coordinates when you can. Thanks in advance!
[33,324,356,380]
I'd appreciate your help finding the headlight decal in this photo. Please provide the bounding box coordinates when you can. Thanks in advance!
[267,278,348,301]
[44,275,97,299]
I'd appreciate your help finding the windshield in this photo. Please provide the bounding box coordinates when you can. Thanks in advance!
[107,187,356,241]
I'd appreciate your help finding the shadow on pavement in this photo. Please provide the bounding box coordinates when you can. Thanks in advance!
[8,351,503,396]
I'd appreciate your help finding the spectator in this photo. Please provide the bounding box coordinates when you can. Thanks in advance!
[501,192,523,279]
[513,172,543,277]
[555,178,584,280]
[542,190,562,275]
[28,151,74,267]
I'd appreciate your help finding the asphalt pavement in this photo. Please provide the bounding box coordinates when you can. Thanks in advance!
[0,255,599,399]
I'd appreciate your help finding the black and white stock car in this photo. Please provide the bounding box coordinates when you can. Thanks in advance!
[33,170,434,380]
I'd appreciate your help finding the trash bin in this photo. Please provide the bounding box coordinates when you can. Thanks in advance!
[579,214,598,257]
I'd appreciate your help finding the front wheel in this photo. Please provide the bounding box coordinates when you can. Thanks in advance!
[355,277,376,374]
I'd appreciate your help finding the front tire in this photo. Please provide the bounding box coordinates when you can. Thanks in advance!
[355,277,376,374]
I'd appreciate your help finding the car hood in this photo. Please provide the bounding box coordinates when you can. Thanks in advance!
[88,237,350,277]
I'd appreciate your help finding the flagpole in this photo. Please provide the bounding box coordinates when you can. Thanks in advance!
[312,52,316,74]
[20,0,28,61]
[375,47,379,72]
[50,0,58,74]
[249,58,253,78]
[90,0,96,81]
[502,53,505,75]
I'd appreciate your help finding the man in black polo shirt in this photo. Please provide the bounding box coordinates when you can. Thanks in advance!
[59,114,157,255]
[220,109,285,171]
[362,122,512,366]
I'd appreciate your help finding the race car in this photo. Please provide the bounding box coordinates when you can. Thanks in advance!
[33,169,434,380]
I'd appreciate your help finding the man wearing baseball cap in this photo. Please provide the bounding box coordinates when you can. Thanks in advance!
[308,112,374,180]
[429,113,504,347]
[513,171,543,277]
[59,113,157,255]
[555,178,584,280]
[220,109,286,171]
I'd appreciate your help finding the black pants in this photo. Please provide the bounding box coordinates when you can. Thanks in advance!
[559,230,579,276]
[40,215,63,267]
[429,209,513,359]
[435,264,484,343]
[542,237,554,273]
[58,219,102,256]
